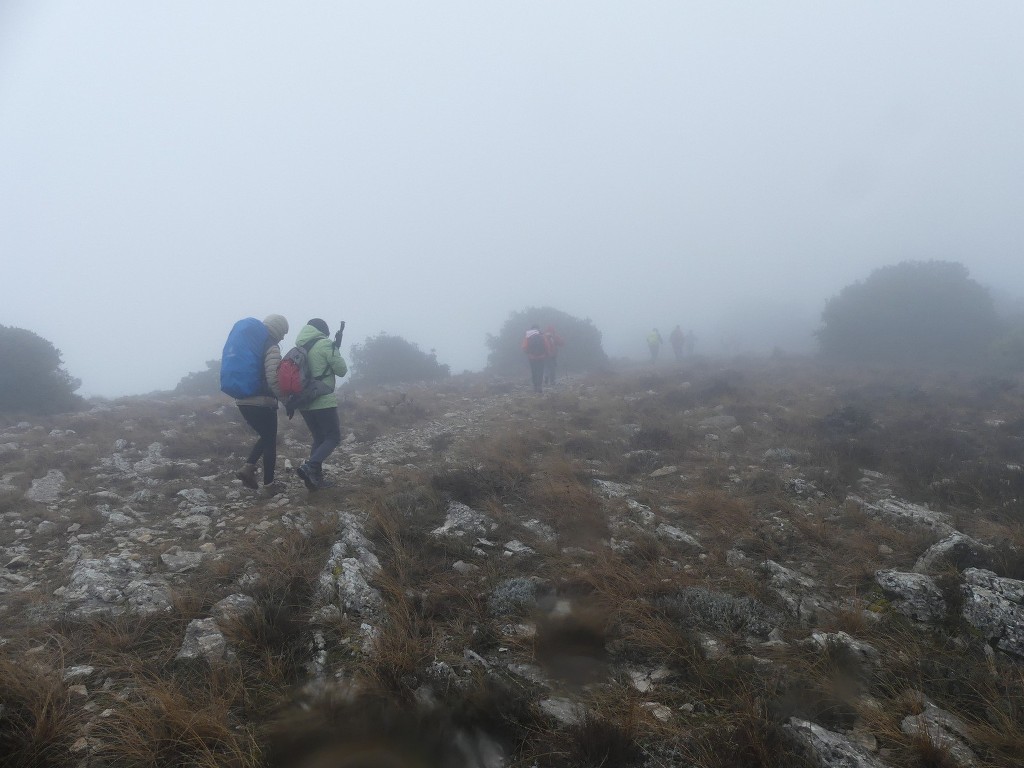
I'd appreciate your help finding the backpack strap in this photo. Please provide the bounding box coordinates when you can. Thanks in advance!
[303,336,332,381]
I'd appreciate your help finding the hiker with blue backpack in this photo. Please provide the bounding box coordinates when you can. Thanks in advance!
[219,314,289,496]
[291,318,348,491]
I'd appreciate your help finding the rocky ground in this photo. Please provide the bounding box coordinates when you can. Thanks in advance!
[1,359,1023,767]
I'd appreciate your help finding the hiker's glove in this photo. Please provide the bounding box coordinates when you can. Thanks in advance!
[334,329,344,348]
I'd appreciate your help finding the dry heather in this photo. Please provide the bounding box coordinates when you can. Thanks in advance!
[1,359,1023,767]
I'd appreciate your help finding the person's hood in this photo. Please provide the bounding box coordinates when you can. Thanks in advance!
[296,324,328,347]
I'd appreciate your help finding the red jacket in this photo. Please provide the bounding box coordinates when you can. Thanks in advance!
[543,326,564,356]
[522,329,553,360]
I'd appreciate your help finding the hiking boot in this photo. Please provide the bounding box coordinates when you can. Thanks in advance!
[296,462,319,491]
[259,480,287,498]
[236,463,258,490]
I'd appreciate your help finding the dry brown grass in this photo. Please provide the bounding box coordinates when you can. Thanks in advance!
[429,431,544,507]
[5,364,1024,767]
[355,479,481,700]
[0,652,78,766]
[527,459,609,548]
[88,672,260,767]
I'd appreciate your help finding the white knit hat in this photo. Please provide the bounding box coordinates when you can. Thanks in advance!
[263,314,289,341]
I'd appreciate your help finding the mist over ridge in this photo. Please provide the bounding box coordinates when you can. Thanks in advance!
[2,2,1022,396]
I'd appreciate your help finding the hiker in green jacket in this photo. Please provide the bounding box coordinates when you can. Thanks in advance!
[647,328,663,363]
[294,318,348,490]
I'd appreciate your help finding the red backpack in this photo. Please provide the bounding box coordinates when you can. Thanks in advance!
[277,338,332,416]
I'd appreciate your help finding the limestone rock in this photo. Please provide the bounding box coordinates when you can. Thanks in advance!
[875,570,946,623]
[176,617,231,664]
[26,470,65,504]
[785,718,888,768]
[62,665,96,683]
[63,555,171,616]
[176,488,211,506]
[853,496,954,537]
[503,539,535,556]
[211,593,258,626]
[539,697,585,727]
[913,533,992,575]
[431,501,494,539]
[318,542,382,616]
[520,518,556,542]
[593,479,633,498]
[655,523,702,550]
[961,568,1024,657]
[900,698,978,768]
[764,560,826,623]
[160,549,205,573]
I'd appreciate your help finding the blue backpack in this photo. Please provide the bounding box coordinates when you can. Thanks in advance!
[220,318,271,398]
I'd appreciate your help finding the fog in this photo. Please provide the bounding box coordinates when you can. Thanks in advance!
[2,2,1022,396]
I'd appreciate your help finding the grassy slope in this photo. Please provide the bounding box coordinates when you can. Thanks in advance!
[1,358,1022,767]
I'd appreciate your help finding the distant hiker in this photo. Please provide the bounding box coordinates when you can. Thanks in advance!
[293,318,348,491]
[220,314,289,496]
[522,325,551,393]
[669,325,685,363]
[542,325,564,385]
[647,329,663,363]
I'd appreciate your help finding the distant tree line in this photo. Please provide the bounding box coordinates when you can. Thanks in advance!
[348,333,450,387]
[485,306,609,375]
[817,260,1023,371]
[175,360,220,396]
[173,264,1024,397]
[0,325,83,415]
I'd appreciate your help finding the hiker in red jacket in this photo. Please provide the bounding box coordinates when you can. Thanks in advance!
[522,325,552,393]
[542,325,564,385]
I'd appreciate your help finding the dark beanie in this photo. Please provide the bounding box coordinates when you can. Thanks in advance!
[307,318,330,336]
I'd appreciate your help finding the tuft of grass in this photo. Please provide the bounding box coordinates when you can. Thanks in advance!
[565,712,642,767]
[88,673,260,767]
[0,653,77,767]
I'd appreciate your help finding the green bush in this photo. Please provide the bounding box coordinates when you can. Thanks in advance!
[349,333,449,386]
[485,306,608,375]
[988,313,1024,372]
[0,325,83,414]
[175,360,221,396]
[817,261,1000,367]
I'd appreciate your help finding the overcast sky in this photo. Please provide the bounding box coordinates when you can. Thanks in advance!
[2,2,1022,396]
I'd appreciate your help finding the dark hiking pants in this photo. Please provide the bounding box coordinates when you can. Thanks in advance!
[238,404,278,484]
[543,356,557,385]
[529,358,545,393]
[300,407,341,469]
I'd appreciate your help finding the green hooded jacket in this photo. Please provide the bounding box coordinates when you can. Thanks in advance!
[294,324,348,410]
